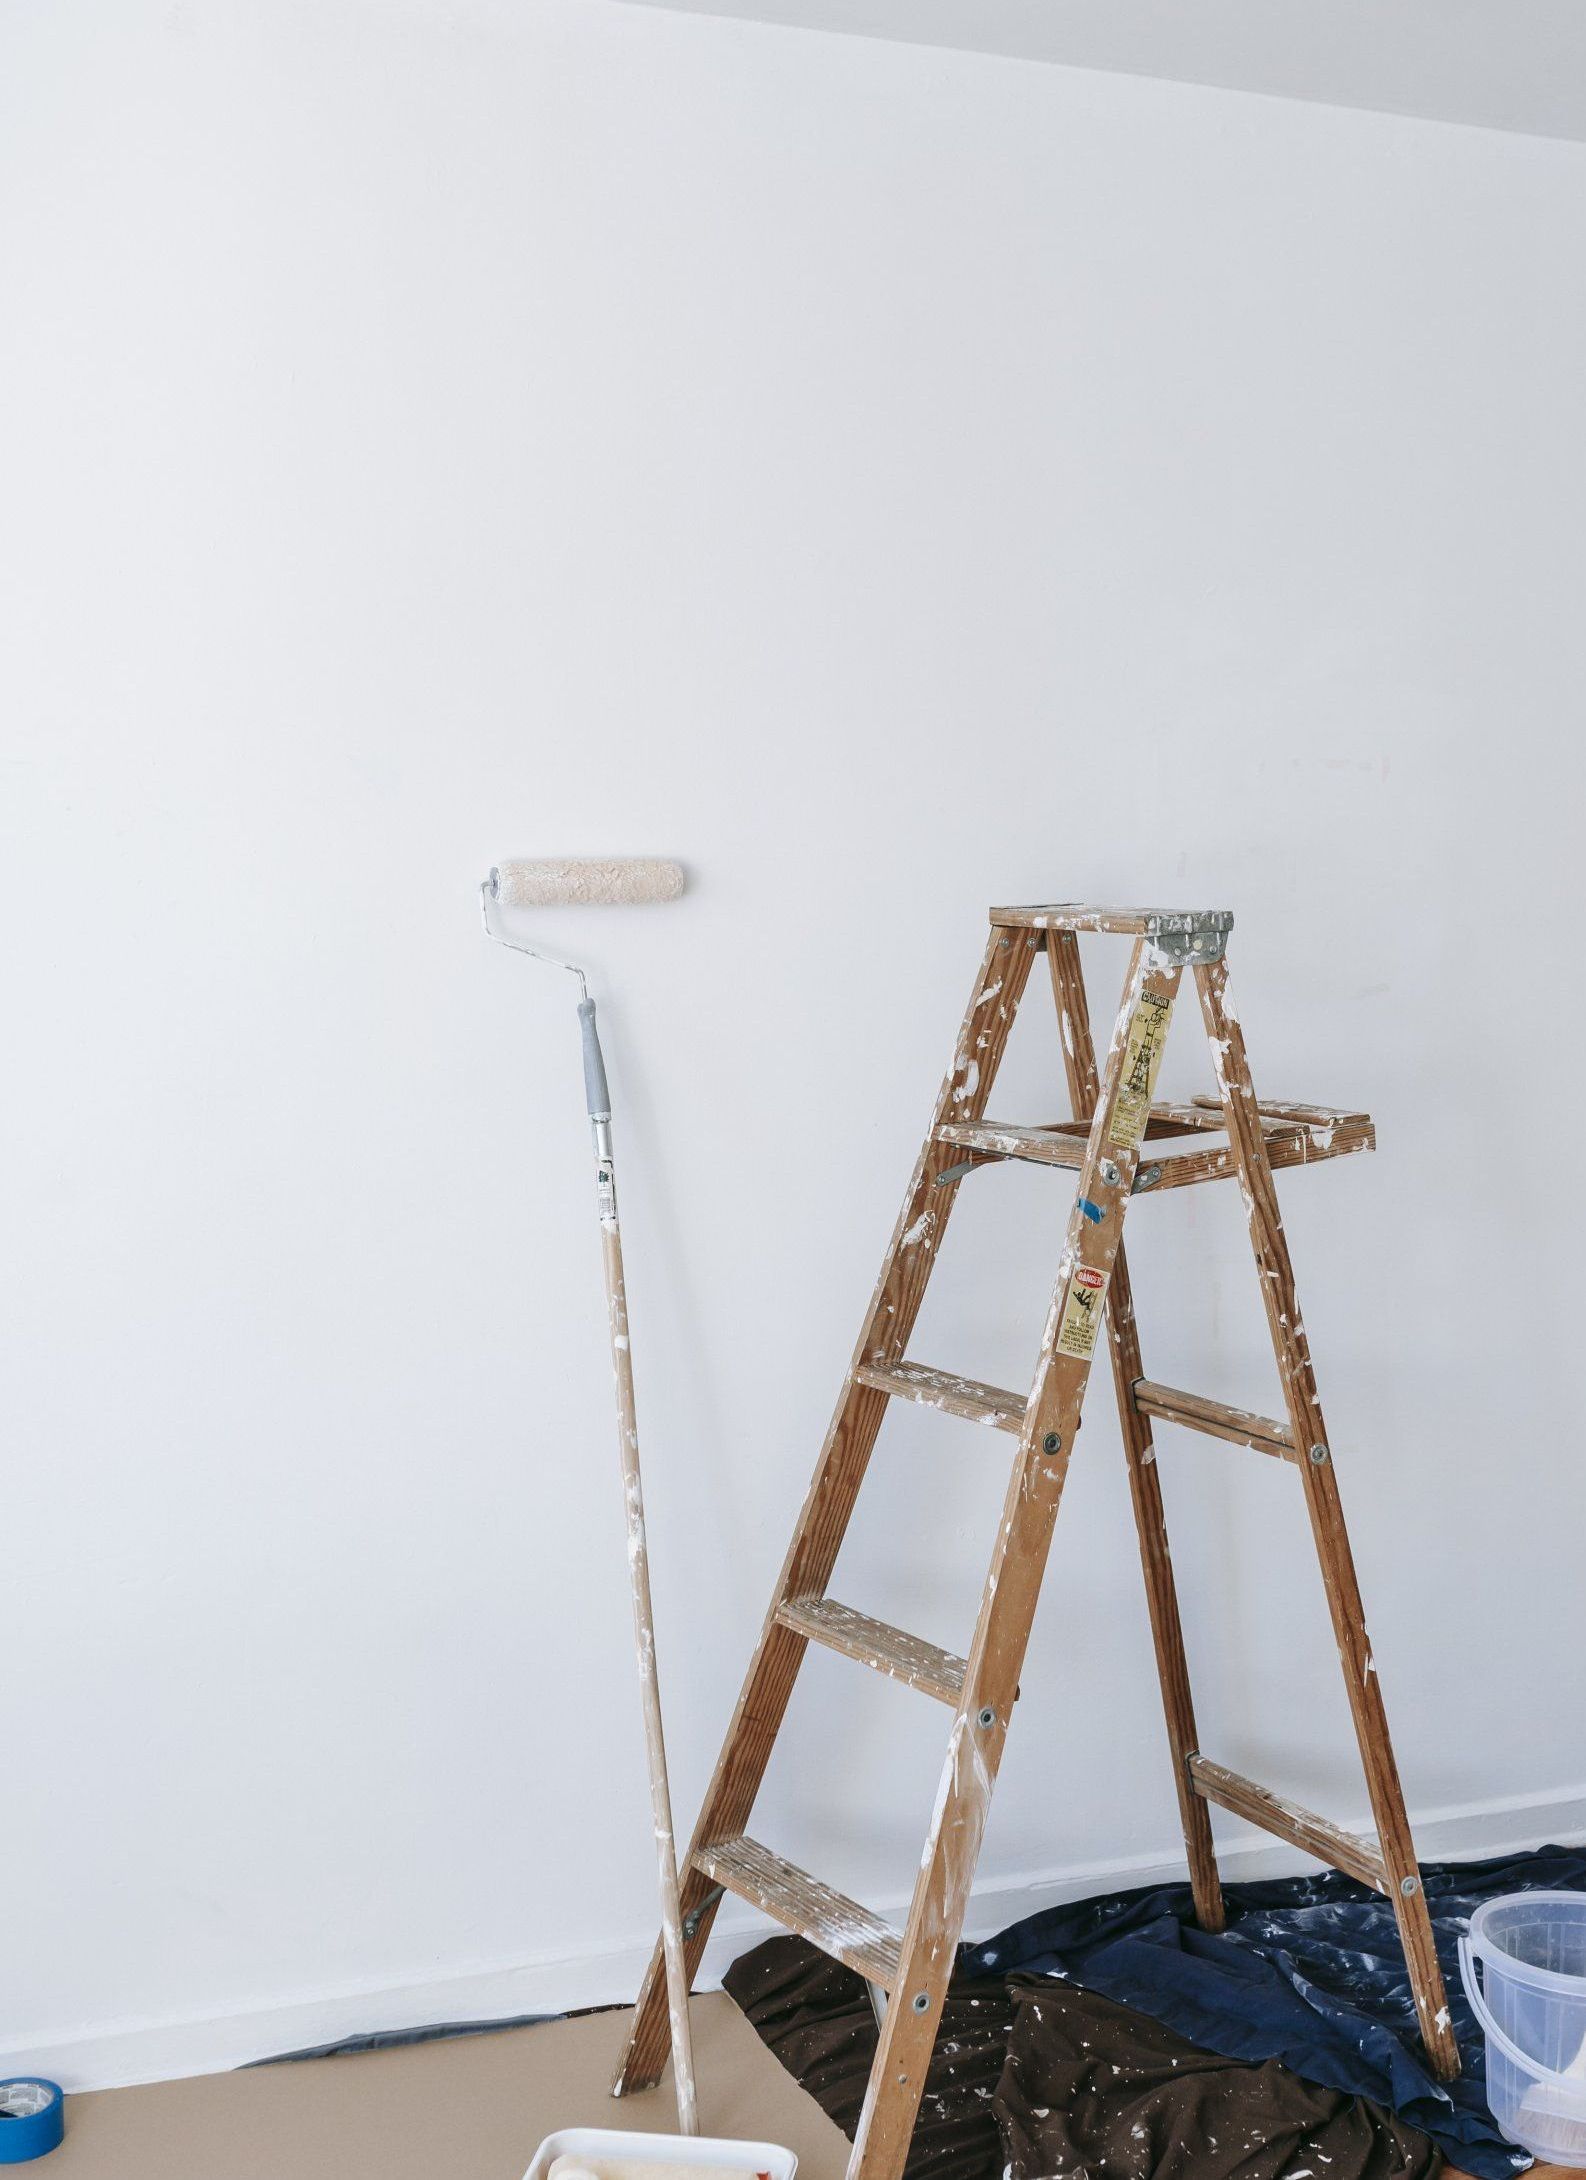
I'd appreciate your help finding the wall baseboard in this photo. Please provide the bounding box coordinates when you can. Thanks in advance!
[23,1780,1586,2094]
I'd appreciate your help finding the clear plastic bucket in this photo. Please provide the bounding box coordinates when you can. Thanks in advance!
[1460,1890,1586,2167]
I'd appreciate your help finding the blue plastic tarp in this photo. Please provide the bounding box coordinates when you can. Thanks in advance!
[962,1845,1586,2178]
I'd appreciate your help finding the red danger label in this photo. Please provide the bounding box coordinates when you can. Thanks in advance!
[1057,1263,1109,1359]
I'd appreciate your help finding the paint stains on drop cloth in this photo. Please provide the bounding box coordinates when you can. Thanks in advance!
[722,1936,1437,2180]
[996,1980,1437,2180]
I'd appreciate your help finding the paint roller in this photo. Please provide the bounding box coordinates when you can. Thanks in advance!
[481,857,698,2134]
[492,859,685,910]
[486,859,685,1123]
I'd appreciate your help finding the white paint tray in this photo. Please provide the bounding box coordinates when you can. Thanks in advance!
[522,2125,798,2180]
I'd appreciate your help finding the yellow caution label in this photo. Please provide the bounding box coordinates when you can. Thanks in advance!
[1056,1264,1108,1360]
[1108,989,1173,1148]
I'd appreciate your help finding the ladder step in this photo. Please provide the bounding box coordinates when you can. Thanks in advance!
[777,1593,967,1705]
[1133,1380,1295,1462]
[693,1835,902,1989]
[934,1121,1086,1171]
[1187,1756,1389,1894]
[855,1357,1025,1434]
[1135,1114,1375,1192]
[944,1102,1233,1150]
[1191,1092,1372,1130]
[938,1108,1376,1191]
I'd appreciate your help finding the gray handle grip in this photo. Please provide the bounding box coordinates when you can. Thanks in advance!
[578,998,612,1120]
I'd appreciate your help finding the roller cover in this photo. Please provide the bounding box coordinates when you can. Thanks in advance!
[493,859,685,908]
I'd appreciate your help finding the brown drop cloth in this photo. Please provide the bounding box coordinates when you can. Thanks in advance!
[722,1935,1441,2180]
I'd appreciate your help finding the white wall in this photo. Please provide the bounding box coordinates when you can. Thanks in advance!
[2,0,1584,2091]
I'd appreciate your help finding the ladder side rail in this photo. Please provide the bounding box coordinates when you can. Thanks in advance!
[1192,953,1460,2081]
[614,925,1038,2096]
[1046,931,1225,1932]
[848,941,1183,2180]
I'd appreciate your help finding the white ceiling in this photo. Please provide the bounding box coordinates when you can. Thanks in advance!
[620,0,1586,145]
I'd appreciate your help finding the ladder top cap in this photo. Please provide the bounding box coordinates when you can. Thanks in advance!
[990,904,1235,937]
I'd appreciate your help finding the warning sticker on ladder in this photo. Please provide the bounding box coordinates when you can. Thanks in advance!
[1056,1264,1108,1360]
[1109,990,1173,1148]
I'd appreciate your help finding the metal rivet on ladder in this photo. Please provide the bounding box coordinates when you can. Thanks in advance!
[1400,1874,1421,1898]
[1136,1164,1163,1190]
[1043,1432,1061,1455]
[911,1991,930,2014]
[1309,1443,1330,1465]
[977,1706,996,1729]
[1099,1159,1121,1187]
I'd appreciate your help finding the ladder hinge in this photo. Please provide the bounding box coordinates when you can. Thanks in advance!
[934,1159,982,1188]
[682,1883,726,1939]
[1147,919,1228,966]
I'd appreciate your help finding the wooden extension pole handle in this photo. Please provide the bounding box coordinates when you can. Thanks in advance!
[597,1144,699,2133]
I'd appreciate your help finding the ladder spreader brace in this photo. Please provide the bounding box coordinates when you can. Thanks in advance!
[613,901,1458,2180]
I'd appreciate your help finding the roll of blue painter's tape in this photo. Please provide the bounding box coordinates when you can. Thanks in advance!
[0,2081,63,2163]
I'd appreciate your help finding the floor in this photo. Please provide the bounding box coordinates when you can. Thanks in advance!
[47,1995,851,2180]
[44,1995,1567,2180]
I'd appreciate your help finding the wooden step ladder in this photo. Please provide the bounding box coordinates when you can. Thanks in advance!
[613,902,1459,2180]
